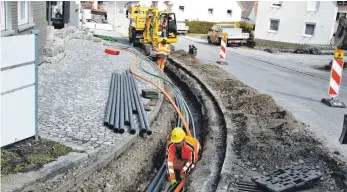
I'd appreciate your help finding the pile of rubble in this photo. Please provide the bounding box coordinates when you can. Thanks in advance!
[44,26,102,64]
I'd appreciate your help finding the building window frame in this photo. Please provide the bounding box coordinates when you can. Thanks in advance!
[271,1,282,8]
[303,22,316,37]
[1,1,6,31]
[227,9,232,16]
[179,5,184,12]
[1,1,14,37]
[268,18,280,33]
[208,8,213,15]
[18,1,29,26]
[307,1,320,12]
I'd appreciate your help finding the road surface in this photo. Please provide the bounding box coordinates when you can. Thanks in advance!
[174,36,347,161]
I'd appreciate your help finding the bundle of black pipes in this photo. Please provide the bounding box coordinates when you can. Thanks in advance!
[104,70,152,135]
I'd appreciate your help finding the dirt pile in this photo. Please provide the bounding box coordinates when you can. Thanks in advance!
[171,50,347,191]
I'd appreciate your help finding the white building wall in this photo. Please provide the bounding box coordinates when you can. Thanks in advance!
[255,1,337,44]
[168,0,243,22]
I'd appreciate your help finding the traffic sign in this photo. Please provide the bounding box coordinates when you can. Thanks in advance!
[222,32,228,40]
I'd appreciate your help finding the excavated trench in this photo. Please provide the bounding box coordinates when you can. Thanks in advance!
[164,60,227,191]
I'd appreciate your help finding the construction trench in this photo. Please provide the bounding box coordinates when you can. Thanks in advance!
[69,47,347,192]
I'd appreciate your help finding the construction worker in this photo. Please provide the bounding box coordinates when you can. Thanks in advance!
[156,38,171,72]
[166,127,201,187]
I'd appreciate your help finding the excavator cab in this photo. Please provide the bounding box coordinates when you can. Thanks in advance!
[141,8,178,55]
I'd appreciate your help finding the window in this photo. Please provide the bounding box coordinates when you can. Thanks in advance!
[179,6,184,12]
[208,8,213,15]
[269,19,280,32]
[307,1,320,12]
[18,1,29,25]
[1,1,5,30]
[227,10,232,16]
[271,1,282,7]
[304,23,315,36]
[336,12,347,21]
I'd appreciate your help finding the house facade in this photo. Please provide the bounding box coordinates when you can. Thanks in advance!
[1,1,46,63]
[158,0,244,22]
[254,1,337,45]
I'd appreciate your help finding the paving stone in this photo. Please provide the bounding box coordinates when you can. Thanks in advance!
[39,38,162,152]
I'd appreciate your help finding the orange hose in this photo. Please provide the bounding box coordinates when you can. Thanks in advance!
[129,57,192,137]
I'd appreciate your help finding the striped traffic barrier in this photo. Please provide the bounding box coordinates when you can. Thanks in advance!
[321,48,346,108]
[217,32,228,65]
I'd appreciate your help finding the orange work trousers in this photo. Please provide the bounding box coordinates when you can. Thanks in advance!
[157,58,166,72]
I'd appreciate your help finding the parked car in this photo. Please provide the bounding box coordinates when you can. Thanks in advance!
[207,24,249,46]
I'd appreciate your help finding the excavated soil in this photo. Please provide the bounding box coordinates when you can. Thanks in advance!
[68,95,176,192]
[170,50,347,191]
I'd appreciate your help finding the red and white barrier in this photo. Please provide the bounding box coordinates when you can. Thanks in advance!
[321,48,346,108]
[217,34,228,65]
[329,55,344,97]
[220,38,227,60]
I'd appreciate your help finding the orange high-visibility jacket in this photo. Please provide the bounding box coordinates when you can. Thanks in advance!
[156,43,171,56]
[166,136,201,180]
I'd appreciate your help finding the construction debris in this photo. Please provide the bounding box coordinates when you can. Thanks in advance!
[105,48,120,55]
[142,89,159,99]
[251,165,323,192]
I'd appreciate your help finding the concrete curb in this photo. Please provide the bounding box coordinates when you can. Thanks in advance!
[52,94,164,192]
[167,56,235,192]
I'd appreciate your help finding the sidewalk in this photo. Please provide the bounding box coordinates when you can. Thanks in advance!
[1,34,163,192]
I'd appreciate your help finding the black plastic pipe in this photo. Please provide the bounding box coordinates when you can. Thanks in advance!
[130,74,152,135]
[126,70,137,113]
[146,163,166,192]
[119,73,125,134]
[114,73,121,132]
[126,75,136,134]
[124,73,130,125]
[129,74,146,134]
[152,167,167,192]
[104,73,115,126]
[109,73,118,128]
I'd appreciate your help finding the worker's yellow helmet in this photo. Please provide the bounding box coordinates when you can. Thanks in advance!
[170,127,186,143]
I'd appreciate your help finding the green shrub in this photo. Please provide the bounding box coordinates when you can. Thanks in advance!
[185,21,255,40]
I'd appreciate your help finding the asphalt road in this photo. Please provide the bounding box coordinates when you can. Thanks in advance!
[174,36,347,161]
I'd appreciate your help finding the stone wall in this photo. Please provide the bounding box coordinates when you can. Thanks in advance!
[44,26,101,64]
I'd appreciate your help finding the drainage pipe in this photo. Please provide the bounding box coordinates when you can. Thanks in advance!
[104,73,115,126]
[126,75,136,134]
[109,73,118,128]
[129,74,146,134]
[145,163,166,192]
[126,70,137,113]
[131,74,152,135]
[124,73,130,125]
[119,73,125,134]
[114,73,121,132]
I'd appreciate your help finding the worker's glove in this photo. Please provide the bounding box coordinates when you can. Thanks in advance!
[170,179,177,186]
[180,174,185,180]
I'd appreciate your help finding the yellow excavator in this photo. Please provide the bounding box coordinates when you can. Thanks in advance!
[127,5,178,56]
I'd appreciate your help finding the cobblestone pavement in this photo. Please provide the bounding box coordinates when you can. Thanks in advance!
[39,38,162,150]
